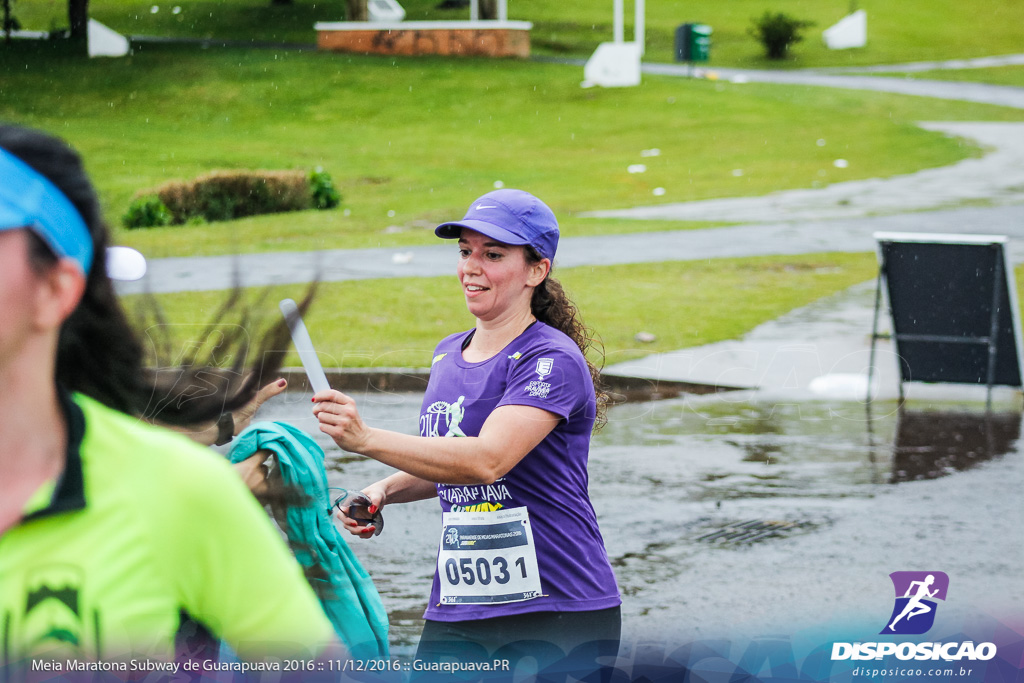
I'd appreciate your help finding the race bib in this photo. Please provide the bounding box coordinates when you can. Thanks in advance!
[437,507,543,605]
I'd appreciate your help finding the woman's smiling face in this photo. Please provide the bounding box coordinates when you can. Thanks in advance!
[456,229,547,323]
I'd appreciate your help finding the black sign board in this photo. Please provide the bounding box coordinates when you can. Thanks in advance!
[872,233,1023,398]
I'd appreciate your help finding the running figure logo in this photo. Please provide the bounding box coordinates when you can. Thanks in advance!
[445,396,466,437]
[422,397,467,437]
[881,571,949,635]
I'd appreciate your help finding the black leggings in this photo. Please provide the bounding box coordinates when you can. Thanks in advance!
[416,607,620,680]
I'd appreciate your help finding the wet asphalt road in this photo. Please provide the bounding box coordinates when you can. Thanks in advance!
[249,388,1024,657]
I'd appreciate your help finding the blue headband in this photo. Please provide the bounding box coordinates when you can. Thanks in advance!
[0,148,94,275]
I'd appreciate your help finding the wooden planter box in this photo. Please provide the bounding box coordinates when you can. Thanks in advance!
[314,20,532,58]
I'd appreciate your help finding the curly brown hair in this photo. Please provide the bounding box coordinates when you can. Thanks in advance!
[526,247,608,429]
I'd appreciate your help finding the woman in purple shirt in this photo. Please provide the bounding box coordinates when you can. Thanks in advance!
[313,190,621,672]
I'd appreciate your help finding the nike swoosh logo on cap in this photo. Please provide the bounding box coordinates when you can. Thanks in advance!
[475,204,499,210]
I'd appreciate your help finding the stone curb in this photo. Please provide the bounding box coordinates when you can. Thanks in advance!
[276,367,740,403]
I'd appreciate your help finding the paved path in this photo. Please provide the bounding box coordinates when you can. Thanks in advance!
[642,62,1024,109]
[818,53,1024,73]
[117,122,1024,295]
[536,56,1024,108]
[116,203,1024,295]
[603,279,1021,402]
[582,122,1024,224]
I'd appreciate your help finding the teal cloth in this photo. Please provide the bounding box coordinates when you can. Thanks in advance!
[228,421,389,658]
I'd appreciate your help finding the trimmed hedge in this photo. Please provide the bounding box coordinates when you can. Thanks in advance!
[124,168,341,229]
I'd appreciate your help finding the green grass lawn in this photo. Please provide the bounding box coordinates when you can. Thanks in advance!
[6,2,1020,377]
[129,252,881,369]
[3,43,1021,258]
[12,0,1024,67]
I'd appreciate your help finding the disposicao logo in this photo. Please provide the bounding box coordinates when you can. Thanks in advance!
[831,571,997,663]
[882,571,948,635]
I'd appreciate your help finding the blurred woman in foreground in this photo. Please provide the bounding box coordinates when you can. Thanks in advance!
[0,124,336,667]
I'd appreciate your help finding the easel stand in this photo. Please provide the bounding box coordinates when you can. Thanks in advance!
[869,234,1022,412]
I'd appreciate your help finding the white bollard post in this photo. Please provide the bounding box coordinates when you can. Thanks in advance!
[635,0,645,55]
[613,0,624,43]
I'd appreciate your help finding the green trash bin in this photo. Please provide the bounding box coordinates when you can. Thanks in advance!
[675,23,712,62]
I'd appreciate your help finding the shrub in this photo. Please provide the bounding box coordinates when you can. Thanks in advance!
[749,11,815,60]
[310,167,341,210]
[123,195,173,229]
[126,169,343,227]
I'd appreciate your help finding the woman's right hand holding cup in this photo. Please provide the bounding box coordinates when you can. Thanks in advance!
[334,485,386,539]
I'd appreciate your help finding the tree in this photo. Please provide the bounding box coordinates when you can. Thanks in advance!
[3,0,21,42]
[346,0,366,21]
[68,0,88,41]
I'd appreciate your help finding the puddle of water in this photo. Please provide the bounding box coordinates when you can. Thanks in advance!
[890,409,1020,482]
[254,390,1022,653]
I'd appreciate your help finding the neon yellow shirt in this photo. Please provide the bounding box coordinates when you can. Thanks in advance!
[0,391,335,667]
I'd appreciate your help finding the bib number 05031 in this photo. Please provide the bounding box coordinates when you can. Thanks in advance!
[437,507,542,605]
[444,555,528,586]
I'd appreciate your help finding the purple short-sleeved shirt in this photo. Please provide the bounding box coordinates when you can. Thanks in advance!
[420,321,621,622]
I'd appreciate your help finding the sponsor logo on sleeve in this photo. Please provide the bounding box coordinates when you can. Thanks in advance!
[526,381,551,398]
[525,358,555,397]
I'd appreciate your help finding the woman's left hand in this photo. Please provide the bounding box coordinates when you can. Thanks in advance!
[233,449,274,495]
[232,378,288,435]
[312,389,370,453]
